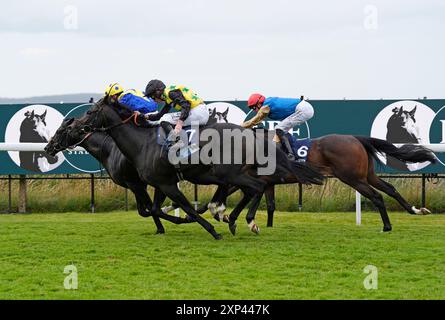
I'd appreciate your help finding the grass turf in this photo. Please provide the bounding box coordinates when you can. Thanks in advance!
[0,210,444,299]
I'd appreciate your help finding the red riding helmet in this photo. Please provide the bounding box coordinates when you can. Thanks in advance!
[247,93,266,109]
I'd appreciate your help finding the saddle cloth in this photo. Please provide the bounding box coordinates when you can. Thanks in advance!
[156,126,199,147]
[284,133,312,162]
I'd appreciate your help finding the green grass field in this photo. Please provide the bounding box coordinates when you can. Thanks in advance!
[0,210,444,299]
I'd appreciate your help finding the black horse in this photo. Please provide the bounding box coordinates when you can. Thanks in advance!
[45,118,191,234]
[65,100,324,239]
[386,106,420,170]
[20,110,58,172]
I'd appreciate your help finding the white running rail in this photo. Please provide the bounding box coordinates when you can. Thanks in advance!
[0,143,85,152]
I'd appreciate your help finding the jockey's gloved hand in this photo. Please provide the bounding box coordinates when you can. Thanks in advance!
[137,113,148,123]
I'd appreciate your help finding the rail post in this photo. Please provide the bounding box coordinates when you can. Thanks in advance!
[298,183,303,211]
[8,174,12,213]
[125,188,128,211]
[193,184,199,210]
[90,174,95,213]
[421,174,426,208]
[356,191,362,225]
[18,175,27,213]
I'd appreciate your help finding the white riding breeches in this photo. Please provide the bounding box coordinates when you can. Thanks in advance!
[160,104,209,126]
[275,100,314,132]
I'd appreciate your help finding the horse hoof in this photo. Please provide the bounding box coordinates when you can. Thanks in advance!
[382,226,392,232]
[250,223,260,235]
[156,229,165,235]
[229,222,237,236]
[420,208,431,215]
[222,215,230,224]
[138,210,151,218]
[214,233,223,240]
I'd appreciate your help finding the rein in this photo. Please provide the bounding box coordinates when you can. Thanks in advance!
[67,132,93,150]
[93,111,140,133]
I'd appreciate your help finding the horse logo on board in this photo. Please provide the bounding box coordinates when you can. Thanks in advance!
[370,100,436,171]
[4,105,66,172]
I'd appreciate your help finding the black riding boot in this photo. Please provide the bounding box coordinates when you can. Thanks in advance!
[276,129,296,161]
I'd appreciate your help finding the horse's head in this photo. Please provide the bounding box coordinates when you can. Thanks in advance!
[387,105,420,142]
[208,107,229,124]
[389,105,417,129]
[22,110,38,130]
[218,107,229,123]
[21,109,52,142]
[24,109,47,125]
[45,118,77,156]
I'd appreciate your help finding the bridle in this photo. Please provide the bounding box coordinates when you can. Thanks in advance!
[84,102,141,133]
[50,102,141,155]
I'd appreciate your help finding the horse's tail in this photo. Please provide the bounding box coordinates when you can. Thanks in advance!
[354,136,437,165]
[290,161,325,185]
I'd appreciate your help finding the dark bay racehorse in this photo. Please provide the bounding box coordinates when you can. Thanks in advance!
[45,118,191,234]
[66,100,324,239]
[222,133,436,232]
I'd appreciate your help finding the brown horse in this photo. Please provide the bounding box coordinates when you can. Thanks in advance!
[202,134,436,233]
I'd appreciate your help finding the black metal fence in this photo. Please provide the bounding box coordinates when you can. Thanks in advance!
[1,173,443,214]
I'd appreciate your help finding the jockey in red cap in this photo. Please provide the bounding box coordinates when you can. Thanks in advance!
[243,93,314,161]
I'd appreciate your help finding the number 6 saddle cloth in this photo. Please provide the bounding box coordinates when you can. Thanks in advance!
[284,133,312,162]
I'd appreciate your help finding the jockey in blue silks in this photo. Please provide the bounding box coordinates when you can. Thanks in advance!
[242,93,314,161]
[104,83,158,117]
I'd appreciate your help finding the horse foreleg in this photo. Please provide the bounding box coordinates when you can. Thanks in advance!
[264,185,276,227]
[128,183,165,234]
[158,184,222,240]
[227,193,253,236]
[152,188,193,225]
[207,185,230,222]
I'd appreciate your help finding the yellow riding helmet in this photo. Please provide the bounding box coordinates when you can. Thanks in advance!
[105,83,124,97]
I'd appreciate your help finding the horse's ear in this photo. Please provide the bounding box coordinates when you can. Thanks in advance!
[210,108,216,117]
[64,117,74,126]
[398,106,404,115]
[41,109,47,120]
[30,110,35,118]
[409,106,417,116]
[222,107,229,117]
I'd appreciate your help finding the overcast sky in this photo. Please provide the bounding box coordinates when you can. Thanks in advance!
[1,0,444,100]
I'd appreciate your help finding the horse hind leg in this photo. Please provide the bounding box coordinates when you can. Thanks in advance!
[367,174,430,215]
[204,185,229,222]
[245,192,263,234]
[159,184,222,240]
[353,181,392,232]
